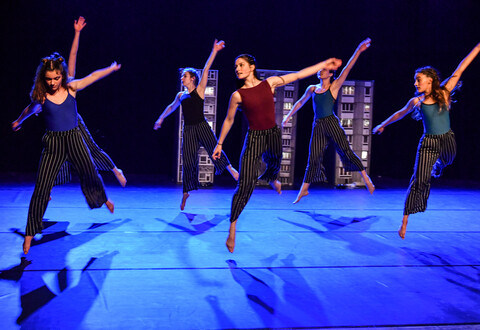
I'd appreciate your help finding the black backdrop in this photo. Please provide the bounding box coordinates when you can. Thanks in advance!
[2,0,479,183]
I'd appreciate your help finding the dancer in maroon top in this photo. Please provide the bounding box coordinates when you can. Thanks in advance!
[213,54,342,252]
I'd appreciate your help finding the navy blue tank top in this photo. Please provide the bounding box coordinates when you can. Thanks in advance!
[181,89,205,125]
[43,92,78,131]
[313,89,335,119]
[420,103,450,135]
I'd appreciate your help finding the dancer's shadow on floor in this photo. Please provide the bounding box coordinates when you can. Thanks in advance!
[156,212,228,236]
[403,247,480,295]
[225,259,296,327]
[262,253,328,324]
[278,212,397,256]
[9,218,129,325]
[18,251,118,327]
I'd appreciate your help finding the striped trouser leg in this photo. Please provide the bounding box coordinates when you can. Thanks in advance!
[53,114,116,186]
[182,125,200,193]
[78,114,115,171]
[65,128,107,209]
[326,116,364,172]
[26,132,68,236]
[304,119,329,183]
[259,126,282,182]
[230,129,267,222]
[54,162,72,186]
[404,132,456,215]
[432,130,456,178]
[196,121,230,175]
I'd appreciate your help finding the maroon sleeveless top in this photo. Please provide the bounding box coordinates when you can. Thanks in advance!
[237,80,276,130]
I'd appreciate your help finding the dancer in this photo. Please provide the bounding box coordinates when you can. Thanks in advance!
[373,42,480,239]
[213,54,342,252]
[154,39,239,210]
[282,38,375,204]
[56,16,126,187]
[12,52,121,254]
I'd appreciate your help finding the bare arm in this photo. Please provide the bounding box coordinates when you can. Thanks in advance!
[212,91,241,160]
[68,16,87,79]
[331,38,371,97]
[443,42,480,92]
[197,39,225,98]
[153,92,183,130]
[267,58,342,89]
[68,62,121,92]
[372,97,419,134]
[11,103,42,131]
[282,85,315,127]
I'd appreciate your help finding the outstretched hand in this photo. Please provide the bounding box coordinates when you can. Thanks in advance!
[213,39,225,52]
[153,119,163,130]
[372,125,384,135]
[324,58,342,71]
[11,121,21,132]
[74,16,86,32]
[110,61,122,71]
[358,38,371,52]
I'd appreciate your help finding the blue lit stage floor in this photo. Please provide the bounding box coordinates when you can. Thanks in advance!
[1,177,480,329]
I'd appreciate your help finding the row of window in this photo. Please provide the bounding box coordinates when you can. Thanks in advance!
[341,103,371,112]
[342,86,371,96]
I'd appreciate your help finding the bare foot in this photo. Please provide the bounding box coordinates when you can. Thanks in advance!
[271,180,282,195]
[105,199,115,213]
[293,182,310,204]
[180,193,190,211]
[398,216,408,239]
[23,236,34,254]
[228,165,239,181]
[361,170,375,194]
[113,167,127,187]
[226,221,237,253]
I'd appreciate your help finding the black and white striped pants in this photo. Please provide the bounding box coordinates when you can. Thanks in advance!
[304,115,364,183]
[54,114,115,185]
[404,130,456,215]
[182,120,230,193]
[26,127,108,236]
[230,126,282,222]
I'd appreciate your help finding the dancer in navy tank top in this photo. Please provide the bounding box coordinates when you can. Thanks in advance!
[373,42,480,239]
[56,16,126,188]
[213,54,342,252]
[283,38,375,204]
[154,40,239,210]
[12,52,121,254]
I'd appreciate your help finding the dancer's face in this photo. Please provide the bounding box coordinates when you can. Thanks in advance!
[45,70,63,92]
[414,73,432,93]
[181,71,195,87]
[317,69,333,80]
[235,58,255,80]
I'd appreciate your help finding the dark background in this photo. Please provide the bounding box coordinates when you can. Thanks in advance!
[1,0,479,185]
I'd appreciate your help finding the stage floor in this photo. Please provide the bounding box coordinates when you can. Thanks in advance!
[1,178,480,329]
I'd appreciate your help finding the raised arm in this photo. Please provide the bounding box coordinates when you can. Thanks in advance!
[267,58,342,89]
[11,103,42,131]
[282,85,315,127]
[212,91,241,160]
[443,42,480,92]
[68,62,121,92]
[153,92,183,130]
[196,39,225,98]
[331,38,371,96]
[372,97,419,134]
[68,16,87,79]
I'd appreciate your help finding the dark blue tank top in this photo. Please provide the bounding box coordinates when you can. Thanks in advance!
[420,103,450,135]
[313,89,335,119]
[43,92,78,131]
